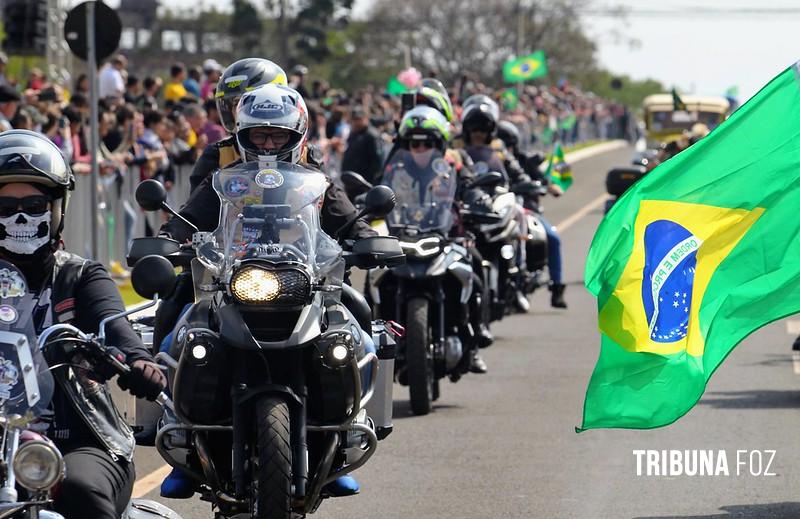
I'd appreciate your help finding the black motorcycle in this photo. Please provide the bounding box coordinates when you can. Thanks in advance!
[367,150,475,416]
[128,161,404,518]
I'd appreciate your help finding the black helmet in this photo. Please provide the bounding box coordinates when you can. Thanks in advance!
[0,130,74,250]
[461,96,499,141]
[496,121,521,150]
[216,58,288,133]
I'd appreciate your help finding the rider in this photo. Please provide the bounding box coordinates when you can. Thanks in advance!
[496,120,567,309]
[188,58,289,193]
[0,130,166,518]
[389,105,491,374]
[160,83,374,498]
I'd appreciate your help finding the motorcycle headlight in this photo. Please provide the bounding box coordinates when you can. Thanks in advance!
[399,236,442,258]
[13,441,64,491]
[230,266,310,306]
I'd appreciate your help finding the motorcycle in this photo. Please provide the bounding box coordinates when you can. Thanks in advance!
[367,149,475,416]
[0,259,180,519]
[604,163,649,214]
[340,171,389,236]
[128,160,404,518]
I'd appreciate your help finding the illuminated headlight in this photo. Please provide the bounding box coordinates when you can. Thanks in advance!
[13,441,64,491]
[399,236,442,258]
[191,344,208,361]
[321,331,355,368]
[230,266,310,305]
[500,244,515,260]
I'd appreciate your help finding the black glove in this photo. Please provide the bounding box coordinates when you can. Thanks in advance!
[117,360,167,401]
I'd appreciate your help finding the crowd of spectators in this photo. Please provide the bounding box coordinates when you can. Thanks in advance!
[0,52,633,202]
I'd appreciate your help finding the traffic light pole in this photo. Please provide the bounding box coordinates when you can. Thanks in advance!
[86,1,99,260]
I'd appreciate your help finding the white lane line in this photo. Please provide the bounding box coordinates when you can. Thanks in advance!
[563,140,628,164]
[786,320,800,335]
[132,463,173,498]
[554,193,609,233]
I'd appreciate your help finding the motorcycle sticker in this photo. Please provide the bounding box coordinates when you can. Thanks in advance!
[0,269,26,299]
[255,169,285,189]
[0,355,19,401]
[177,326,188,345]
[0,305,17,324]
[224,176,251,197]
[432,158,450,176]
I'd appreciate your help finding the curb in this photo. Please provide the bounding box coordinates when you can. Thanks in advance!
[563,140,629,164]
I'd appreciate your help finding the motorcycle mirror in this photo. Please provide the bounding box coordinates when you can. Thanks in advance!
[471,171,504,189]
[363,185,396,218]
[131,255,176,300]
[135,179,168,212]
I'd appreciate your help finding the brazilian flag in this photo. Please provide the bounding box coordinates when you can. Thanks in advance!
[503,50,548,83]
[671,87,687,111]
[544,142,572,191]
[501,88,519,110]
[580,63,800,431]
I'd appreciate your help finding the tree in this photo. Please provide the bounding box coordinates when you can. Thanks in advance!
[231,0,263,54]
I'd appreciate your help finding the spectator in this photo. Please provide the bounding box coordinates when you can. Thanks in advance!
[10,110,33,130]
[200,59,223,100]
[124,75,142,104]
[73,73,89,97]
[0,85,21,132]
[0,52,8,86]
[290,64,310,98]
[201,98,225,144]
[42,112,73,160]
[139,76,162,112]
[164,63,189,103]
[181,103,207,151]
[98,55,127,99]
[341,106,383,184]
[183,66,202,98]
[26,68,44,91]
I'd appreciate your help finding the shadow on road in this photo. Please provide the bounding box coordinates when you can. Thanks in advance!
[697,390,800,409]
[392,400,463,419]
[634,501,800,518]
[747,353,794,367]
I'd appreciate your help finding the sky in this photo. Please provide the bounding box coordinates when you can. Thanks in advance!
[85,0,800,102]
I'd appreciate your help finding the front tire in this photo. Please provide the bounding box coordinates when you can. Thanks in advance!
[253,396,292,519]
[406,297,433,415]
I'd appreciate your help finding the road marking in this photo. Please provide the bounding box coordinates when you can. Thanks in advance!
[793,352,800,375]
[554,193,609,232]
[787,320,800,335]
[132,463,173,498]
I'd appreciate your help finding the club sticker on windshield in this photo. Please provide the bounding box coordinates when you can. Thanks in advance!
[0,305,17,324]
[0,269,26,299]
[432,158,450,176]
[255,169,285,189]
[0,355,19,401]
[224,176,251,197]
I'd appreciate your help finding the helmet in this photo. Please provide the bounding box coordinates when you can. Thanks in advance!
[235,84,308,163]
[0,130,75,251]
[496,120,521,150]
[398,106,451,151]
[461,96,499,140]
[216,58,288,134]
[414,78,454,123]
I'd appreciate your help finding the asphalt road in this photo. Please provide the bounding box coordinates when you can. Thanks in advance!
[134,144,800,518]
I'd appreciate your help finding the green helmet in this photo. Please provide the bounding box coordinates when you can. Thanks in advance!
[399,106,451,148]
[414,78,455,123]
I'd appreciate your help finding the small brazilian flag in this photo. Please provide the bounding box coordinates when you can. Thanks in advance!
[580,62,800,431]
[671,87,687,111]
[544,142,572,191]
[503,50,548,83]
[501,88,519,110]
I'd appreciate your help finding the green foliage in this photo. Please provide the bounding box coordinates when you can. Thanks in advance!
[231,0,263,51]
[577,69,665,109]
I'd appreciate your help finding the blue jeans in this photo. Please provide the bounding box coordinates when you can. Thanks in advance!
[538,215,563,284]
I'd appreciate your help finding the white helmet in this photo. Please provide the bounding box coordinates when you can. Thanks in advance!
[234,84,308,163]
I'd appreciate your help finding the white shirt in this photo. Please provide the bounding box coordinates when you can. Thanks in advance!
[98,64,124,99]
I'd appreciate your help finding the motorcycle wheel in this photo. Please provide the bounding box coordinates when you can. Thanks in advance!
[406,297,433,416]
[252,396,292,519]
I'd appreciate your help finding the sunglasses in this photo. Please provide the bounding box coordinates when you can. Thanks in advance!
[249,130,291,146]
[410,141,434,150]
[0,195,51,218]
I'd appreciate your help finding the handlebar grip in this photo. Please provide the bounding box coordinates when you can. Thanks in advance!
[105,346,131,376]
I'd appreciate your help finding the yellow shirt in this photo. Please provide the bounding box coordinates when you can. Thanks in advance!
[164,81,188,102]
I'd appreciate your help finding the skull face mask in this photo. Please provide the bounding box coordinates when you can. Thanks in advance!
[0,211,51,255]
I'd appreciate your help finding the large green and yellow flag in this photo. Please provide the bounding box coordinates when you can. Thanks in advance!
[503,51,548,83]
[580,63,800,431]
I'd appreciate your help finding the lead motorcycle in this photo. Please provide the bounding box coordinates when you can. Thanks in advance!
[128,160,404,518]
[0,259,180,519]
[367,149,474,416]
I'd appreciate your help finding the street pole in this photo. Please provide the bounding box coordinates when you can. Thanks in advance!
[86,1,99,260]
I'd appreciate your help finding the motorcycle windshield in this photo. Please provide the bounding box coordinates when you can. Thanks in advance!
[198,162,342,280]
[382,149,457,233]
[0,261,54,423]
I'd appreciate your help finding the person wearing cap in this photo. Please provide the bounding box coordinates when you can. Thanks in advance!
[98,54,127,100]
[290,64,310,98]
[341,106,383,184]
[0,130,166,518]
[200,59,222,100]
[0,84,21,133]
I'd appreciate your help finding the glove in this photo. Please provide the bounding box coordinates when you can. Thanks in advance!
[117,360,167,401]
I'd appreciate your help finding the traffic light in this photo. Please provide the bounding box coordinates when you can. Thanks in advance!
[2,0,48,56]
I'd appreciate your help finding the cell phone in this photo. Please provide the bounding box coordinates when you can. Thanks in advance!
[400,93,416,117]
[58,116,67,129]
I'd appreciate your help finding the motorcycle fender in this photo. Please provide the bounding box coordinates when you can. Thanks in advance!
[392,259,438,279]
[447,261,474,304]
[124,499,183,519]
[218,300,322,350]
